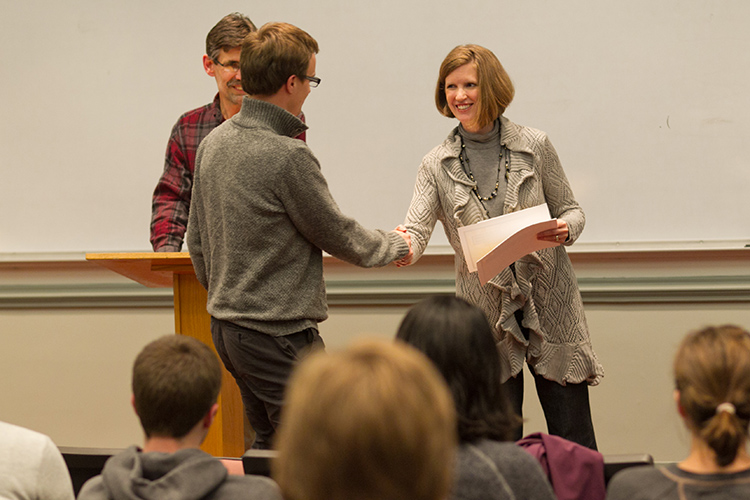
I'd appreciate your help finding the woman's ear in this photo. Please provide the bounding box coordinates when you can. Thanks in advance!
[674,389,686,417]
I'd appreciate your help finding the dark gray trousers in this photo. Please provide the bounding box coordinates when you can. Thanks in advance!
[210,317,325,449]
[505,309,598,450]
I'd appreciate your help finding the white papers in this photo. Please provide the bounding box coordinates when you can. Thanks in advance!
[458,204,559,284]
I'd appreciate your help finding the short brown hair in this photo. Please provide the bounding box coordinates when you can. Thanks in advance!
[241,22,319,96]
[675,325,750,467]
[435,44,514,131]
[273,340,457,500]
[205,12,256,62]
[132,335,222,438]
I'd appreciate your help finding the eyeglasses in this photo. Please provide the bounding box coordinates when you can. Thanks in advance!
[213,59,241,74]
[300,75,321,88]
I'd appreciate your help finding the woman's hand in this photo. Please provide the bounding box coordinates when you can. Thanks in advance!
[394,225,413,267]
[536,219,569,244]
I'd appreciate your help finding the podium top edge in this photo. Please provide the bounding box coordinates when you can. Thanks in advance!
[85,252,191,261]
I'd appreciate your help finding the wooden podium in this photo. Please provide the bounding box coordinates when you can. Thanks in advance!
[86,252,245,457]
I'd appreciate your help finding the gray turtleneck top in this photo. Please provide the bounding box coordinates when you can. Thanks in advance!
[458,119,506,218]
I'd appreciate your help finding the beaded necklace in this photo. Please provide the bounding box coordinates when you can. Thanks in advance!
[458,133,510,202]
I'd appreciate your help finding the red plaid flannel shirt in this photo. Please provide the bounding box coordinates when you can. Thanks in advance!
[150,94,306,251]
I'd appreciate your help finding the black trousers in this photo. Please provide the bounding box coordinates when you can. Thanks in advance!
[504,309,598,450]
[210,317,325,449]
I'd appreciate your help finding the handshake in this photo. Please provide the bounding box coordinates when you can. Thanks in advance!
[393,225,413,268]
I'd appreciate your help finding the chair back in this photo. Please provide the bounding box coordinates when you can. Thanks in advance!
[242,449,277,477]
[59,446,122,496]
[603,453,655,485]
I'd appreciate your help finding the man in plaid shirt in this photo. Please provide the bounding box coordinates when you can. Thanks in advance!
[150,13,306,251]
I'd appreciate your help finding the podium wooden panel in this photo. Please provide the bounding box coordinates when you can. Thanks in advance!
[85,252,245,457]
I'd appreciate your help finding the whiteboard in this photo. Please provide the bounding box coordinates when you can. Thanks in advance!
[1,0,748,253]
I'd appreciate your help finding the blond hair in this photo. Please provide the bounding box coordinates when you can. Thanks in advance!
[273,340,457,500]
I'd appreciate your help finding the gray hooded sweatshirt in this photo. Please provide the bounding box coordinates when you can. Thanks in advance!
[77,446,282,500]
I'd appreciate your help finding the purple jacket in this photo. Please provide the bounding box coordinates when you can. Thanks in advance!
[517,432,605,500]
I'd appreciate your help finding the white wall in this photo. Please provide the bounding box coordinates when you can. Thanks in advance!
[2,251,749,462]
[2,1,749,252]
[0,307,171,447]
[321,301,750,460]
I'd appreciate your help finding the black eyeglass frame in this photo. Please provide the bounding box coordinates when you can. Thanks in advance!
[300,75,321,88]
[213,59,241,73]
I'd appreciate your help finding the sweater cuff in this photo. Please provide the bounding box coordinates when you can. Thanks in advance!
[390,231,410,259]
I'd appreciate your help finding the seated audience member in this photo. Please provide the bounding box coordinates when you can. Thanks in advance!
[78,335,281,500]
[273,340,457,500]
[607,325,750,499]
[0,420,74,500]
[396,296,556,500]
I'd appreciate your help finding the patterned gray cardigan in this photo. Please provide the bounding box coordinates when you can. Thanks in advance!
[404,115,603,385]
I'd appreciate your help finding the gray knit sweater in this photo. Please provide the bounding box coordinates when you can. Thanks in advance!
[453,440,556,500]
[606,463,750,500]
[187,97,408,336]
[404,115,603,385]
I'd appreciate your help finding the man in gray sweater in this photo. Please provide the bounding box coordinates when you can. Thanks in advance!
[187,22,411,449]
